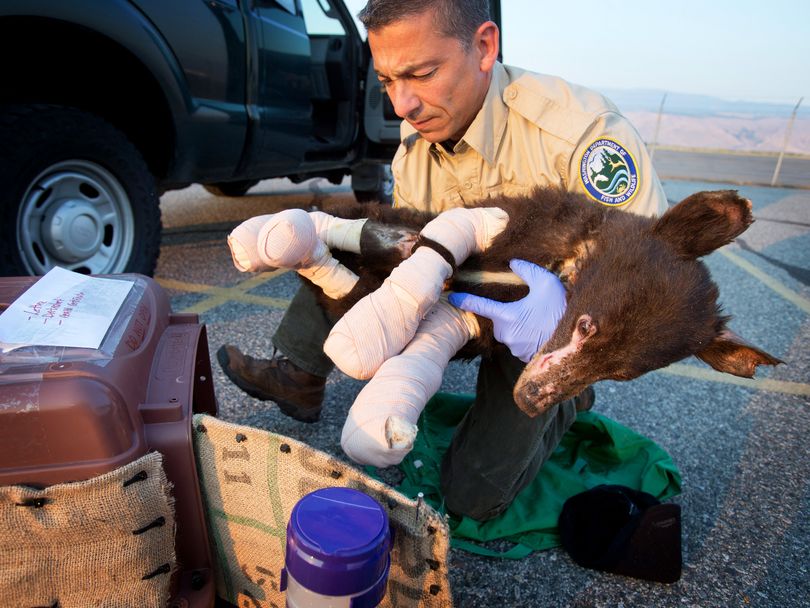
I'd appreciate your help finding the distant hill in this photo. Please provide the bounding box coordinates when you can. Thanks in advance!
[594,89,809,155]
[598,88,807,118]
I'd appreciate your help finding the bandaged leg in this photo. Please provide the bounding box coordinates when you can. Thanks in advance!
[324,246,452,379]
[226,214,275,272]
[325,207,509,379]
[226,209,368,299]
[309,211,366,254]
[419,206,509,265]
[340,299,479,466]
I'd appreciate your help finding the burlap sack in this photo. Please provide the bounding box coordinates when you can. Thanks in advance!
[0,451,176,608]
[192,414,452,608]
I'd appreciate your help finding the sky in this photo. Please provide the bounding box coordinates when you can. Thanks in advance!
[343,0,809,106]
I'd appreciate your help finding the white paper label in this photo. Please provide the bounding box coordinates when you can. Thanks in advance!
[0,267,134,353]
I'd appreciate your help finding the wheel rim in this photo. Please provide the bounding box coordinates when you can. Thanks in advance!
[16,160,135,275]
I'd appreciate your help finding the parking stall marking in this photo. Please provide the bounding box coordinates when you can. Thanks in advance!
[661,363,809,398]
[719,248,810,314]
[157,270,291,314]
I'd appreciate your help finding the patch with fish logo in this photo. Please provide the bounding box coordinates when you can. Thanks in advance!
[580,138,639,206]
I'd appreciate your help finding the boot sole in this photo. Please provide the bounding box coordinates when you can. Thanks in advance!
[216,347,321,423]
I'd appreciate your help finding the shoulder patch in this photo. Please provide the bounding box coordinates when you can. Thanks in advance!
[579,139,639,206]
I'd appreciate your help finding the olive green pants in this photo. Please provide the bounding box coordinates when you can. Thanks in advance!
[274,285,577,521]
[272,285,337,378]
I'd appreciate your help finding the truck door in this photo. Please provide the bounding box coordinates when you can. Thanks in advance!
[245,0,364,174]
[244,0,314,172]
[298,0,363,154]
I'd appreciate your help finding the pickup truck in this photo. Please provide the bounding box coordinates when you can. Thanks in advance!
[0,0,405,278]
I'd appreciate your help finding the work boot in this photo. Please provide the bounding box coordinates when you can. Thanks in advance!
[216,345,325,423]
[574,385,596,413]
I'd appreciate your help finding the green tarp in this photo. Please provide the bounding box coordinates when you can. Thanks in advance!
[394,393,682,559]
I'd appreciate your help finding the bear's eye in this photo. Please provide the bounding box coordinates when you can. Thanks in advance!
[577,317,592,337]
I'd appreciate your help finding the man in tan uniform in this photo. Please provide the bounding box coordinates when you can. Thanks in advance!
[391,62,664,216]
[218,0,668,521]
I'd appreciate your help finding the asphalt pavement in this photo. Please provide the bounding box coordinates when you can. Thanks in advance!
[158,150,810,608]
[652,148,810,190]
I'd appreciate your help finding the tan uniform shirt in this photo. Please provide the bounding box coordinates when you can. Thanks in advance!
[391,62,667,218]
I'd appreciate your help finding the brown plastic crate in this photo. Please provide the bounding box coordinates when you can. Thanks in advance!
[0,273,217,607]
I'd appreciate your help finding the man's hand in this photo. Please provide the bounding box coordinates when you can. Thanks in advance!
[448,259,567,363]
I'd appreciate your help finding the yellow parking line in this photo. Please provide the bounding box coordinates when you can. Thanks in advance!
[156,270,292,313]
[719,248,810,314]
[659,362,810,397]
[180,292,291,315]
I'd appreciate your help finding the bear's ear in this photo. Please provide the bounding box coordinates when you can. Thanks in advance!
[695,329,783,378]
[653,190,754,259]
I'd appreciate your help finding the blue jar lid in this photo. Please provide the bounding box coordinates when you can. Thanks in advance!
[284,487,392,598]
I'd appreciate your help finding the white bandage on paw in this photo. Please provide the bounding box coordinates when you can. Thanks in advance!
[227,214,276,272]
[254,209,360,299]
[257,208,318,268]
[226,210,368,300]
[324,246,452,379]
[309,211,367,254]
[228,209,318,272]
[340,299,479,466]
[295,240,360,299]
[419,207,509,265]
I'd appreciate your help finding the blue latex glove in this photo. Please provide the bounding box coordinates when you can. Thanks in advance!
[448,259,567,363]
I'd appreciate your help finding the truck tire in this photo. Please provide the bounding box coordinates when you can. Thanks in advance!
[203,180,260,197]
[352,163,394,205]
[0,105,161,277]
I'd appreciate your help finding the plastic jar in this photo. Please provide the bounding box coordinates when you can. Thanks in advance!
[281,487,392,608]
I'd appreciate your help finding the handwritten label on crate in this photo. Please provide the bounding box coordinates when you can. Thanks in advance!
[0,267,133,352]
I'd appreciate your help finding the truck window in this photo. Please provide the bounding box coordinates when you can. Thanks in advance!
[300,0,346,36]
[341,0,369,39]
[274,0,297,15]
[256,0,297,16]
